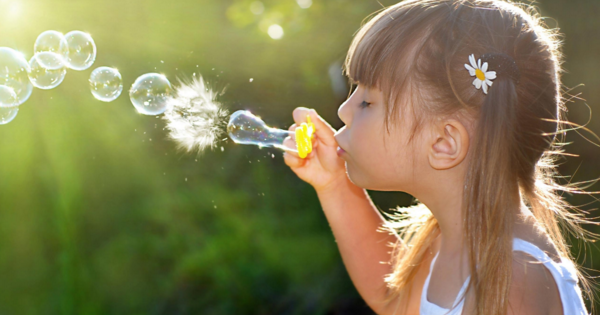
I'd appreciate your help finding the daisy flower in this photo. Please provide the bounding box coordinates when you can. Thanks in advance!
[465,54,497,94]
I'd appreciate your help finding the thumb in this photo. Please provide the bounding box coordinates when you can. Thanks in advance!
[293,107,338,147]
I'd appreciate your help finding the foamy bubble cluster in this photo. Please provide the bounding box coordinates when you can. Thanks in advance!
[162,76,229,153]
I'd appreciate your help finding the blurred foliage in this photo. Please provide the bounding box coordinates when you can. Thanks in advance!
[0,0,598,314]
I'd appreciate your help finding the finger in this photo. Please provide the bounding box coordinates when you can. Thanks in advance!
[293,107,338,147]
[288,123,297,131]
[292,107,311,125]
[282,136,299,156]
[283,151,305,168]
[307,109,338,147]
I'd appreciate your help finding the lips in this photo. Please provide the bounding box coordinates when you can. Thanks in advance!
[334,130,348,157]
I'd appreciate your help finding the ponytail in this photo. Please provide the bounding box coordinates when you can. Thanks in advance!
[462,71,520,314]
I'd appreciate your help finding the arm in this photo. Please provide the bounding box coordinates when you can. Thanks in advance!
[283,107,405,313]
[316,176,403,313]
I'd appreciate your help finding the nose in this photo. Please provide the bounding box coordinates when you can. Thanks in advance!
[338,85,360,126]
[337,98,351,126]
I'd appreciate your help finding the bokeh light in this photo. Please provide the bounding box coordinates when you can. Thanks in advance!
[250,1,264,15]
[297,0,312,9]
[268,24,284,40]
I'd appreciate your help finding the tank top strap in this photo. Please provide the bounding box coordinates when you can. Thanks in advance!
[513,237,589,315]
[421,250,471,315]
[512,238,578,283]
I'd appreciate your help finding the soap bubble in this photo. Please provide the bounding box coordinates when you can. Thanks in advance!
[129,73,172,115]
[0,47,33,105]
[0,85,18,108]
[89,67,123,102]
[227,110,292,150]
[28,52,67,90]
[0,106,19,125]
[63,31,96,71]
[33,51,64,71]
[34,30,67,68]
[33,52,64,71]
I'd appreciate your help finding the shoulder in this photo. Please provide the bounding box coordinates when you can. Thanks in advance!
[507,250,563,315]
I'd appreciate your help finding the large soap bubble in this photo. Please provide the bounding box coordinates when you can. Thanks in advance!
[34,30,67,69]
[33,51,64,71]
[227,110,315,158]
[228,110,293,150]
[0,85,18,108]
[89,67,123,102]
[0,47,33,106]
[64,31,96,71]
[129,73,172,115]
[0,106,19,125]
[28,52,67,90]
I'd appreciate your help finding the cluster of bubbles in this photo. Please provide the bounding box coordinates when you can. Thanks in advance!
[1,29,174,125]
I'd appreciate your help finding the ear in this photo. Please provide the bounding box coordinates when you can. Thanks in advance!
[428,119,469,170]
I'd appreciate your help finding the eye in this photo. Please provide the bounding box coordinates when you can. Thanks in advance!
[360,101,371,108]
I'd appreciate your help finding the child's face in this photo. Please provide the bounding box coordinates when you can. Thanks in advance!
[334,84,422,191]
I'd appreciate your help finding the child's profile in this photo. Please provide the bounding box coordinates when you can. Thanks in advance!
[283,0,598,314]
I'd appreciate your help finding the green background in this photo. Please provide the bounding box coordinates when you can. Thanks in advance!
[0,0,598,314]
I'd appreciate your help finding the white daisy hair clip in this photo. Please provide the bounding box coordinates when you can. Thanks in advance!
[465,53,520,94]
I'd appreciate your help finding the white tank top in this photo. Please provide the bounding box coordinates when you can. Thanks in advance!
[420,237,589,315]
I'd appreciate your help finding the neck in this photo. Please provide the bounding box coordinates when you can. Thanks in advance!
[413,178,523,258]
[415,180,467,257]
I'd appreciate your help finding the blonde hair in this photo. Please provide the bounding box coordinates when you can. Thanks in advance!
[343,1,600,314]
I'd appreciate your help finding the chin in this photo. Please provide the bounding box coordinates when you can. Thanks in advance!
[345,164,372,190]
[346,163,399,191]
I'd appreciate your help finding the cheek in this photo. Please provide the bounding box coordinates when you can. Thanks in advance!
[346,121,392,184]
[349,124,415,189]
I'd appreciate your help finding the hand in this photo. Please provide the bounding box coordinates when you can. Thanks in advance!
[283,107,348,193]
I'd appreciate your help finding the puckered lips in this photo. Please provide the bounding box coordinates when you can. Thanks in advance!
[334,130,348,158]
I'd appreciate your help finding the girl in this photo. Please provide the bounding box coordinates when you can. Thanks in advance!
[283,0,598,314]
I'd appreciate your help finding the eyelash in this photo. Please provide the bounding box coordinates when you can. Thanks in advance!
[360,101,371,108]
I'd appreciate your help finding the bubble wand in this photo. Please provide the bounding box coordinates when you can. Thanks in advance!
[227,110,314,158]
[162,76,314,158]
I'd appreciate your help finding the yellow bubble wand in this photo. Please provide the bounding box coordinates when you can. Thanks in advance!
[294,115,315,158]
